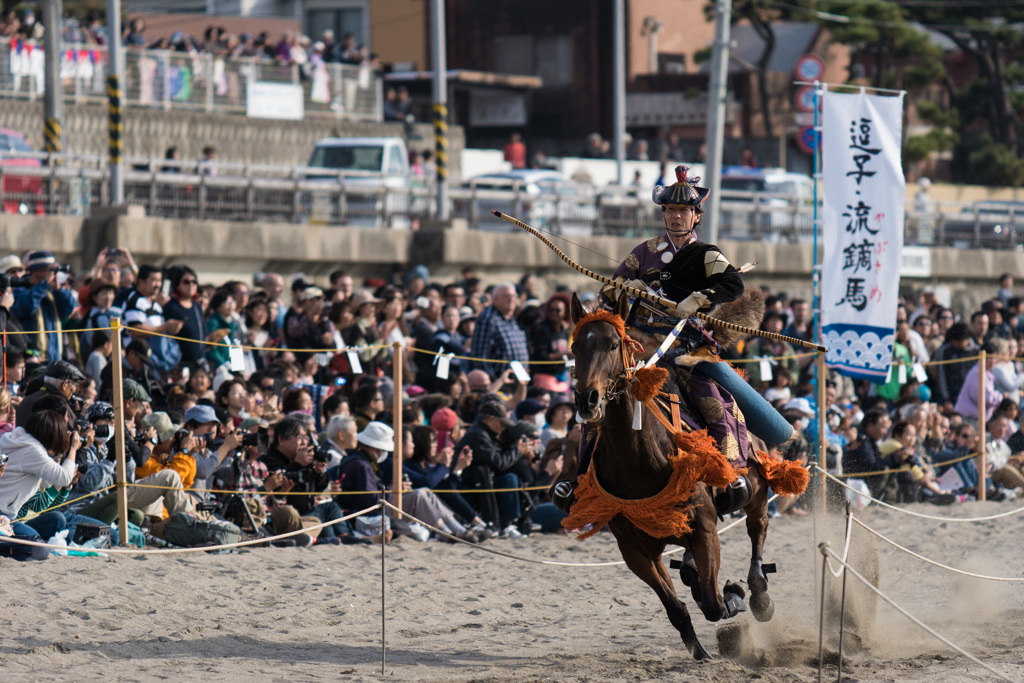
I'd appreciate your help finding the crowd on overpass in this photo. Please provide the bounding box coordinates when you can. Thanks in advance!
[0,244,1022,559]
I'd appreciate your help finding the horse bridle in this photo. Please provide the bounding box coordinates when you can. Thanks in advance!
[576,323,646,414]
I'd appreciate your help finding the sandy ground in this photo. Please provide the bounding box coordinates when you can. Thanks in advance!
[2,501,1024,683]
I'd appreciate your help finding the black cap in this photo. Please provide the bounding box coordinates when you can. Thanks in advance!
[44,360,86,383]
[477,400,515,428]
[126,338,157,366]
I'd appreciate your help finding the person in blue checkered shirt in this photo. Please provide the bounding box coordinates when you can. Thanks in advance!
[468,283,529,379]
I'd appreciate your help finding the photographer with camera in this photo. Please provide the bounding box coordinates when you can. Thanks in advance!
[180,405,243,506]
[16,360,85,425]
[10,250,77,363]
[126,412,200,518]
[258,415,364,543]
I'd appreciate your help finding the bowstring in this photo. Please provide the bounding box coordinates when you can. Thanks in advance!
[513,217,626,266]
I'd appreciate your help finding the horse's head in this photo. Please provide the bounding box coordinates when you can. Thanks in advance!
[570,291,632,422]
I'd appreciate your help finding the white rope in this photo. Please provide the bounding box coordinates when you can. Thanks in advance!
[819,545,1020,683]
[816,466,1024,522]
[0,505,381,555]
[823,510,855,578]
[853,517,1024,582]
[381,495,778,568]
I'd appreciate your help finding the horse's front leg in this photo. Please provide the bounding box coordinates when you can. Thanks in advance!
[611,520,712,661]
[686,489,729,622]
[743,460,775,622]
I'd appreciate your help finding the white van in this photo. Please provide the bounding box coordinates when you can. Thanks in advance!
[307,137,411,228]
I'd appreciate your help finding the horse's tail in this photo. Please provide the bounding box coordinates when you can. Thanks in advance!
[752,451,810,496]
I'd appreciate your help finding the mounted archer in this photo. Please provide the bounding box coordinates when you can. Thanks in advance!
[553,165,795,518]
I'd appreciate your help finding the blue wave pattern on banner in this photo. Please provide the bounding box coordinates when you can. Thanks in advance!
[822,323,894,382]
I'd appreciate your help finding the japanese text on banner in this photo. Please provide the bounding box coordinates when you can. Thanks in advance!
[820,90,906,383]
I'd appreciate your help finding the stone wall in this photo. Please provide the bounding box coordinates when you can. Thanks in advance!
[0,101,463,176]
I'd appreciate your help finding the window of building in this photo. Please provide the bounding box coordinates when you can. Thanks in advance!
[494,34,573,88]
[658,53,686,75]
[307,5,365,45]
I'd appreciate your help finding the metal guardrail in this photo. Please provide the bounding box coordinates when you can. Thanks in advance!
[0,151,1020,247]
[0,37,382,121]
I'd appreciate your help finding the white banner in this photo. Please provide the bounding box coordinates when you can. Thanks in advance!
[246,82,304,121]
[821,90,906,383]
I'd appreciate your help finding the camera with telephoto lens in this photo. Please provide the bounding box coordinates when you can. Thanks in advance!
[0,264,71,290]
[241,426,269,451]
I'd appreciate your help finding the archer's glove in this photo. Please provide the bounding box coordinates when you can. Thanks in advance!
[674,291,711,319]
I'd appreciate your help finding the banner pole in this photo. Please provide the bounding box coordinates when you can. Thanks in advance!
[392,341,403,512]
[977,351,987,502]
[110,319,129,546]
[816,350,827,512]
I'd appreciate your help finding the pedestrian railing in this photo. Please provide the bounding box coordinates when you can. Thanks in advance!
[0,149,1018,247]
[0,37,382,121]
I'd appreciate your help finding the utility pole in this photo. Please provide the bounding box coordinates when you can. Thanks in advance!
[430,0,448,220]
[42,0,63,156]
[106,0,124,204]
[703,0,733,244]
[642,17,662,74]
[613,0,626,186]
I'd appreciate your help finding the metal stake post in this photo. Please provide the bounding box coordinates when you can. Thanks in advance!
[110,319,129,546]
[392,341,403,512]
[380,495,386,675]
[977,350,987,502]
[817,350,827,512]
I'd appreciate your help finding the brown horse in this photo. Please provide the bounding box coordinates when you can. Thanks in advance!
[564,292,782,661]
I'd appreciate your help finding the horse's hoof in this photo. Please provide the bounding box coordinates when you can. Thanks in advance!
[749,592,774,622]
[686,636,713,661]
[748,558,770,594]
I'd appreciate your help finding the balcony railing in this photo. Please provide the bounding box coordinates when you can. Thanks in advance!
[0,37,382,121]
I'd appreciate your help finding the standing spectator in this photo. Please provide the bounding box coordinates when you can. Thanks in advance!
[931,322,979,412]
[80,277,121,351]
[257,272,287,328]
[124,18,146,47]
[914,177,934,213]
[10,251,76,363]
[504,133,527,170]
[530,296,571,380]
[580,133,607,159]
[469,283,529,378]
[629,139,650,161]
[969,311,989,348]
[954,341,1004,424]
[743,312,798,394]
[740,148,758,168]
[997,273,1014,309]
[205,290,240,369]
[782,299,811,343]
[162,266,206,364]
[122,264,182,338]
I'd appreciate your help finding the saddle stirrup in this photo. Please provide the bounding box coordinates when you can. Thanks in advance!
[713,475,752,519]
[552,480,577,514]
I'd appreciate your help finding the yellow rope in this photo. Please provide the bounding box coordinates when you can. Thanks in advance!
[122,482,551,495]
[13,484,118,521]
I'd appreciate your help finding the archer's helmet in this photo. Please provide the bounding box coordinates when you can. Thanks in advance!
[652,165,710,206]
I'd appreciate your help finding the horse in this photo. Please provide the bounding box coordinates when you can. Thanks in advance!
[562,291,800,660]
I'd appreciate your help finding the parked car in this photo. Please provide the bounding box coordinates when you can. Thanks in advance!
[305,137,411,228]
[719,167,814,240]
[454,169,598,236]
[0,128,44,214]
[939,201,1024,248]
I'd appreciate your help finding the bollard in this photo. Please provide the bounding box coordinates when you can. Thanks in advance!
[110,320,130,546]
[392,341,403,512]
[977,350,987,502]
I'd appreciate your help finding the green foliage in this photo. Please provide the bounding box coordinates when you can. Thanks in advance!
[968,141,1024,187]
[693,46,713,65]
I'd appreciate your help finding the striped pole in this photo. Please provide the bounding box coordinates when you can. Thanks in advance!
[42,0,63,156]
[43,117,62,154]
[433,102,448,217]
[108,73,124,204]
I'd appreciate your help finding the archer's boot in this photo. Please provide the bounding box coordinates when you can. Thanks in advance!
[713,475,752,518]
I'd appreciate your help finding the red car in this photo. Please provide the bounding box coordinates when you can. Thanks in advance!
[0,128,44,214]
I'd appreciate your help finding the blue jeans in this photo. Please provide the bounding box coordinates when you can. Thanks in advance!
[311,500,355,539]
[531,502,566,533]
[24,511,67,540]
[494,472,521,529]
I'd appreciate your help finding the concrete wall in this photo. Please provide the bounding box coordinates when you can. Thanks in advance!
[0,212,1013,314]
[0,100,464,177]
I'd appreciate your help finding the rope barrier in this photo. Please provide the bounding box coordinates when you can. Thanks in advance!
[823,510,855,578]
[819,545,1020,683]
[815,465,1024,522]
[829,450,985,479]
[1,326,119,336]
[0,504,380,555]
[122,482,551,495]
[852,517,1024,582]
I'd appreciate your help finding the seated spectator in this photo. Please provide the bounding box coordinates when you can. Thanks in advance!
[540,401,574,447]
[985,414,1024,492]
[17,360,84,425]
[455,398,524,537]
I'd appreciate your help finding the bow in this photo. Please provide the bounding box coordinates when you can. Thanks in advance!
[492,210,826,353]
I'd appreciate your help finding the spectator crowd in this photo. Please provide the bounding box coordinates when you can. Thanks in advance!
[0,244,1021,560]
